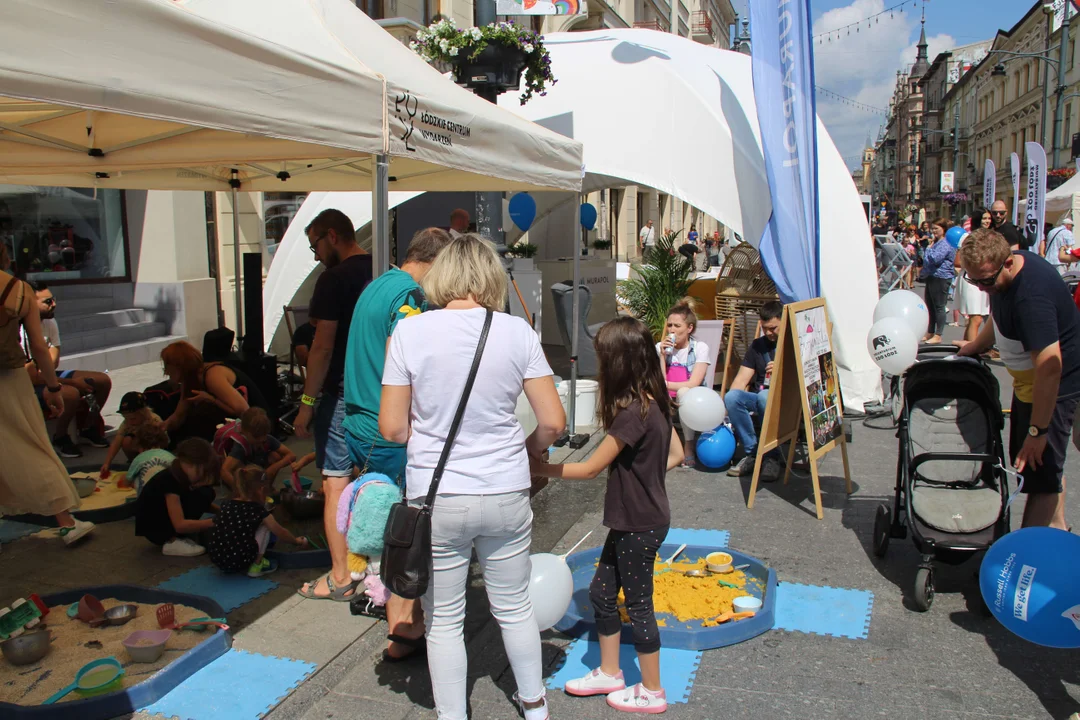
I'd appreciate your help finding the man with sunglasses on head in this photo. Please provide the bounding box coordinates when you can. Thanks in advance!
[19,280,112,457]
[957,228,1080,530]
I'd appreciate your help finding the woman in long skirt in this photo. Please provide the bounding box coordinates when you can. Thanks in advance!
[0,247,94,545]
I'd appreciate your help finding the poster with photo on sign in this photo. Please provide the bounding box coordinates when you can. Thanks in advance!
[495,0,584,14]
[795,305,841,450]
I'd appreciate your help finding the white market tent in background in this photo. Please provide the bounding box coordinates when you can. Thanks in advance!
[1019,172,1080,218]
[0,0,583,331]
[263,30,881,410]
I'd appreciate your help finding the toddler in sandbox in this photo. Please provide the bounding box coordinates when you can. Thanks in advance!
[100,391,163,477]
[531,316,684,714]
[208,465,308,577]
[134,438,220,557]
[220,408,295,493]
[124,422,176,496]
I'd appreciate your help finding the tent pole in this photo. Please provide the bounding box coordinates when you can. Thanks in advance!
[230,169,243,339]
[372,153,389,277]
[568,214,583,436]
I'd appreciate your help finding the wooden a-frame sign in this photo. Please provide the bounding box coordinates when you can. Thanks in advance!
[747,298,852,520]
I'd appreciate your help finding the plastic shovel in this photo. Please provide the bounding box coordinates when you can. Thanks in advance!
[156,604,229,632]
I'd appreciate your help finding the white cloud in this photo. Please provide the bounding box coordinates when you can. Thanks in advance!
[810,0,951,171]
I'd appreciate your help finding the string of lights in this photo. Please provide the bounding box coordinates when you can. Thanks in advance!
[814,86,889,115]
[813,0,917,44]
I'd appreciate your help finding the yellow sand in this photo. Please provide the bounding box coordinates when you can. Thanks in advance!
[69,472,136,512]
[0,600,206,706]
[614,555,759,626]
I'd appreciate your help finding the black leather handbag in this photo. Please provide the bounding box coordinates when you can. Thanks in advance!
[380,309,493,599]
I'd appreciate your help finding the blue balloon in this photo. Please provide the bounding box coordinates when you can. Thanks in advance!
[508,193,537,231]
[579,203,598,231]
[979,527,1080,648]
[945,226,966,249]
[696,426,736,469]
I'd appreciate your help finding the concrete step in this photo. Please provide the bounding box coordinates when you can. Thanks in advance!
[55,308,149,335]
[59,335,187,373]
[55,296,120,315]
[61,321,168,354]
[49,282,134,305]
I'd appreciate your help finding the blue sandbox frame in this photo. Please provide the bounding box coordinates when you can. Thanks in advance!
[553,543,777,651]
[1,584,230,720]
[6,464,136,527]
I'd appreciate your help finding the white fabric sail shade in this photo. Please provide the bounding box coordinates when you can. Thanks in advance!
[0,0,583,194]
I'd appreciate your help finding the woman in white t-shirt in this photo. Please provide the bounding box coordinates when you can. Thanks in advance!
[379,234,565,720]
[657,299,711,467]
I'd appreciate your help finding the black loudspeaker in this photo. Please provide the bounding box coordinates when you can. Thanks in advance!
[242,252,263,356]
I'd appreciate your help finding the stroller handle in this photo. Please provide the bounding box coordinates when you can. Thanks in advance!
[916,343,961,355]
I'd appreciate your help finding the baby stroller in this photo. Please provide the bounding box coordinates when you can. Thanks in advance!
[872,346,1010,611]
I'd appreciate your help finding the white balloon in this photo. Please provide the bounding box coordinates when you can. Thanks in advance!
[679,386,727,432]
[866,317,919,376]
[528,553,574,631]
[873,289,930,341]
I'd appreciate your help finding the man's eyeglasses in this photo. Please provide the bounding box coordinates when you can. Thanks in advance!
[964,260,1006,288]
[991,210,1007,216]
[41,297,56,307]
[308,233,327,256]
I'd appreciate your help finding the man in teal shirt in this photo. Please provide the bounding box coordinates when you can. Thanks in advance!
[342,226,451,661]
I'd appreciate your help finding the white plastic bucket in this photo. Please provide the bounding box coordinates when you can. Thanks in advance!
[574,379,599,428]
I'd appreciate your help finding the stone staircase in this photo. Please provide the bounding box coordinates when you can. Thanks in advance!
[49,282,185,372]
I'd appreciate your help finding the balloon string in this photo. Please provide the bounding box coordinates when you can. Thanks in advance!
[561,528,595,559]
[996,463,1025,511]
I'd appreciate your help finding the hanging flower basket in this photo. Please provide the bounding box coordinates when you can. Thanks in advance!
[411,20,556,104]
[943,192,969,206]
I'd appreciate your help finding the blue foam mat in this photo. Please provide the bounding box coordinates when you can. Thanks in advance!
[156,565,278,613]
[142,649,314,720]
[546,639,702,704]
[773,582,873,640]
[663,528,730,548]
[0,519,45,543]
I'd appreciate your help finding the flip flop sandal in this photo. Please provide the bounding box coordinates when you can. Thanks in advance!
[296,572,357,602]
[382,634,426,663]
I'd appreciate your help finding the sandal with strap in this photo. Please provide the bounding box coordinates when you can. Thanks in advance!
[296,572,357,602]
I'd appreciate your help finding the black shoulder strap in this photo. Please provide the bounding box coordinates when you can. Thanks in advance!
[423,309,493,510]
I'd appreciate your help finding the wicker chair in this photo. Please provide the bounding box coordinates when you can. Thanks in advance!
[713,245,779,393]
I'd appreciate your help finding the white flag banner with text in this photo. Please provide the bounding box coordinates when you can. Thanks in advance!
[1024,141,1047,250]
[1011,152,1021,225]
[984,159,996,208]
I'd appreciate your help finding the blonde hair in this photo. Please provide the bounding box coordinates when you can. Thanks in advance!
[959,228,1011,270]
[667,297,699,334]
[422,234,507,311]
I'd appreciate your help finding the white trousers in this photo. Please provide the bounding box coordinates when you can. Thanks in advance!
[418,490,543,720]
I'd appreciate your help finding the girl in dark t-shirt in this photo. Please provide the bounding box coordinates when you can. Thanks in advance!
[531,317,683,713]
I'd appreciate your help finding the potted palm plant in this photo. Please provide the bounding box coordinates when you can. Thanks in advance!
[507,241,538,271]
[591,238,612,259]
[616,231,695,340]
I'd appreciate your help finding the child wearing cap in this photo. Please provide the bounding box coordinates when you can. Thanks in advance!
[99,392,163,478]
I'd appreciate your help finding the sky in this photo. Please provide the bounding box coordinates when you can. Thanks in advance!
[729,0,1039,171]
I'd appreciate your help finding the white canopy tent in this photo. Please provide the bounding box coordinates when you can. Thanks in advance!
[0,0,582,332]
[1019,173,1080,217]
[263,30,881,410]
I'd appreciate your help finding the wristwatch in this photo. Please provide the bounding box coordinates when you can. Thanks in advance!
[1028,425,1048,438]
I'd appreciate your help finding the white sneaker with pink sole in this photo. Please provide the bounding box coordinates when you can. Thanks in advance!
[606,683,667,714]
[564,668,626,697]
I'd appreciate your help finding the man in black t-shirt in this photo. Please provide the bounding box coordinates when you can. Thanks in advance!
[725,301,784,479]
[991,199,1030,250]
[293,209,372,601]
[958,228,1080,529]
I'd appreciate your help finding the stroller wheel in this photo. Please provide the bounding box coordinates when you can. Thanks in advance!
[913,567,934,612]
[872,504,890,558]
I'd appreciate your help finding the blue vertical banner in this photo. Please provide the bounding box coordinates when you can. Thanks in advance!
[750,0,821,302]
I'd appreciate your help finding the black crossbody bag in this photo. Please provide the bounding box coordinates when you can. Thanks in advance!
[380,309,493,599]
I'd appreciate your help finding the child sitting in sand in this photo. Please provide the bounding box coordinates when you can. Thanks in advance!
[220,408,295,492]
[99,391,162,476]
[208,465,308,577]
[124,422,176,495]
[135,438,219,557]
